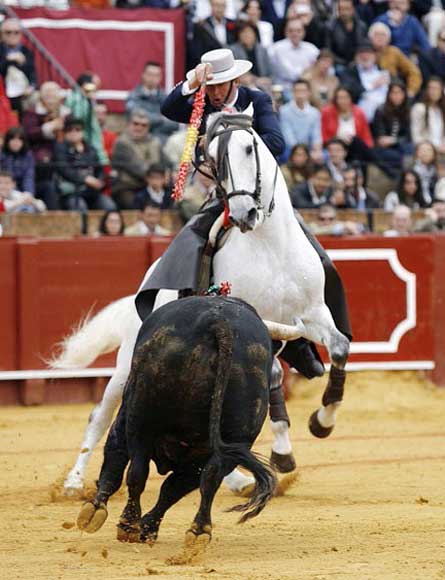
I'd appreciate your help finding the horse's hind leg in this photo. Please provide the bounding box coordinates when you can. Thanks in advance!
[77,405,129,534]
[299,306,350,439]
[64,335,135,493]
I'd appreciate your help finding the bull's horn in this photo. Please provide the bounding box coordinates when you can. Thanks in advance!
[262,320,305,341]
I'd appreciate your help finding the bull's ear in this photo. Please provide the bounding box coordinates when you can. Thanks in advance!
[242,103,254,118]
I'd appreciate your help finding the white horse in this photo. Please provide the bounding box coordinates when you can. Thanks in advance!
[54,112,349,494]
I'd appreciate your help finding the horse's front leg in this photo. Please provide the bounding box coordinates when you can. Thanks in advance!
[269,358,296,473]
[299,305,349,439]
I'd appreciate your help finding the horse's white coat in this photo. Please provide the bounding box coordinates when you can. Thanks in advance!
[59,119,348,493]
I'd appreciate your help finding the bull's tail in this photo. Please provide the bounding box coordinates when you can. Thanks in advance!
[209,323,277,524]
[50,295,139,369]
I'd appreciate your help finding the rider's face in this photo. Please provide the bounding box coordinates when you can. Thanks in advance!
[206,80,239,109]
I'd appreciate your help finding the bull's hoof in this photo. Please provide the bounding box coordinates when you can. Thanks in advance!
[117,523,141,543]
[270,450,297,473]
[166,526,211,566]
[77,501,108,533]
[308,410,335,439]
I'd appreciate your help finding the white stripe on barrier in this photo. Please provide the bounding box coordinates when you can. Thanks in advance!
[0,360,435,381]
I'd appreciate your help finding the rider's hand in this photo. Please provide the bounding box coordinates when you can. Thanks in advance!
[189,63,213,91]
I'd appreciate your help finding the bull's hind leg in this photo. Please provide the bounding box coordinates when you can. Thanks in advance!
[117,449,151,543]
[299,305,349,439]
[77,406,129,534]
[140,469,201,544]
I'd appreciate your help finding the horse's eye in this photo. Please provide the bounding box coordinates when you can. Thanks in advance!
[245,145,253,156]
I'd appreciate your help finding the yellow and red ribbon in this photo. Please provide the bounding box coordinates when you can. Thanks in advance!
[172,85,206,201]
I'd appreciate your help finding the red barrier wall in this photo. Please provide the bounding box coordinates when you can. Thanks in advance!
[1,233,444,405]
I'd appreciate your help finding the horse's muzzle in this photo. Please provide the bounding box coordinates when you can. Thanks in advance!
[229,207,258,233]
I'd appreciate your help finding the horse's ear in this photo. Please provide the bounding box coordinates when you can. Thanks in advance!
[242,103,254,118]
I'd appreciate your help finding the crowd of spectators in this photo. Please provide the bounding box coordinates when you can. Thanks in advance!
[1,0,445,237]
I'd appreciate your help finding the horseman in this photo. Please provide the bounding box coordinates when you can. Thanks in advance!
[135,49,352,463]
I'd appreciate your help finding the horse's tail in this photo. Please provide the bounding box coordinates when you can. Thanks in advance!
[208,322,277,524]
[49,295,139,369]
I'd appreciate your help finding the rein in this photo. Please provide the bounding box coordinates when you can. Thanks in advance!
[202,113,277,219]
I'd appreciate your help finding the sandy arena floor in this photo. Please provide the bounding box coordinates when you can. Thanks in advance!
[1,371,444,580]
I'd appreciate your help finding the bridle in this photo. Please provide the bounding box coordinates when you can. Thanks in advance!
[197,113,277,218]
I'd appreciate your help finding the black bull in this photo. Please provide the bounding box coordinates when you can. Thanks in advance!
[77,296,277,545]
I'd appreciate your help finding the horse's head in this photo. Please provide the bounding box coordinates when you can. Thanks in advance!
[205,111,265,233]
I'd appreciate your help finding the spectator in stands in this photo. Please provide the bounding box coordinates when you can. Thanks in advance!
[372,81,413,172]
[287,1,327,49]
[0,126,34,194]
[411,141,437,204]
[190,0,237,68]
[0,75,18,138]
[325,138,348,183]
[95,102,117,161]
[384,168,429,210]
[97,210,125,236]
[64,72,108,166]
[240,0,274,47]
[126,62,179,143]
[53,116,116,212]
[301,49,339,109]
[368,22,422,98]
[418,31,445,81]
[279,79,323,161]
[307,202,365,235]
[410,77,445,153]
[414,195,445,231]
[322,86,396,178]
[22,81,69,209]
[261,0,294,40]
[163,127,186,169]
[280,143,313,189]
[339,41,390,122]
[0,169,45,213]
[124,200,170,236]
[179,161,216,222]
[289,163,332,208]
[111,109,163,209]
[375,0,431,56]
[343,164,381,208]
[0,18,37,117]
[134,164,172,210]
[268,18,319,97]
[383,204,413,236]
[328,181,356,208]
[326,0,368,70]
[230,21,273,93]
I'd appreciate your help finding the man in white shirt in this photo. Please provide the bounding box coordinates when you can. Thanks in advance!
[268,18,319,97]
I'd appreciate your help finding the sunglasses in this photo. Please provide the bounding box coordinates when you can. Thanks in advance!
[319,216,335,222]
[439,37,445,42]
[132,121,149,127]
[66,127,83,132]
[4,30,21,35]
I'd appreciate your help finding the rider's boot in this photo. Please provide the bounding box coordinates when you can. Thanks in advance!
[269,385,297,473]
[279,338,324,379]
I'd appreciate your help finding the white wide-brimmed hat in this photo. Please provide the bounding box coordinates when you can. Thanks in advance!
[186,49,252,86]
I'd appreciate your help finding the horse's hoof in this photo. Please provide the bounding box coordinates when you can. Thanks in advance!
[63,475,84,495]
[140,529,158,545]
[270,450,297,473]
[308,410,334,438]
[117,524,141,543]
[77,501,108,533]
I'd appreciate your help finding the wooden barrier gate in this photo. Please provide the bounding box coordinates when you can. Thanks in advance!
[0,234,444,405]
